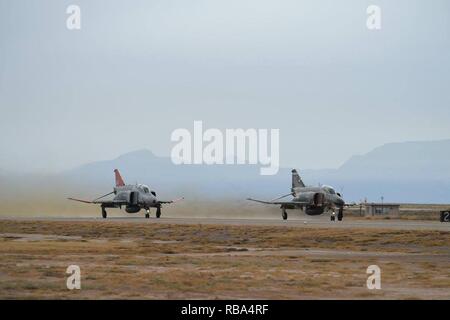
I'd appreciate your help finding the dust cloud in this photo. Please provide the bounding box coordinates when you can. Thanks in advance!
[0,181,285,219]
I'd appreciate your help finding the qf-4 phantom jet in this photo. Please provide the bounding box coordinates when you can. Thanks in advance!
[247,169,353,221]
[68,169,183,219]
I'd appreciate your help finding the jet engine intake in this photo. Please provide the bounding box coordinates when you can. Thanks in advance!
[313,192,325,207]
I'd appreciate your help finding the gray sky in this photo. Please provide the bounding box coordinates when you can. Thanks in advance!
[1,0,449,173]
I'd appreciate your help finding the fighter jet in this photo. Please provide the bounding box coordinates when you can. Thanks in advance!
[247,169,351,221]
[68,169,183,219]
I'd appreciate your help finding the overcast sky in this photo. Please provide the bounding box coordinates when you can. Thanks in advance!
[1,0,449,173]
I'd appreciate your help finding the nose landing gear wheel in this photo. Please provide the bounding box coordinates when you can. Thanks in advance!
[338,208,343,221]
[101,207,107,219]
[282,209,288,220]
[156,207,161,218]
[145,209,150,219]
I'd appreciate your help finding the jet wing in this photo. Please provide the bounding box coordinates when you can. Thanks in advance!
[93,199,128,205]
[67,198,128,206]
[67,197,93,204]
[157,197,184,204]
[246,198,310,206]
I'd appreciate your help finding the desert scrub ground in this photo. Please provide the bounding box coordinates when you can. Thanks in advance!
[0,219,449,299]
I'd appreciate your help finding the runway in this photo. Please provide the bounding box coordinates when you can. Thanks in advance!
[2,216,449,231]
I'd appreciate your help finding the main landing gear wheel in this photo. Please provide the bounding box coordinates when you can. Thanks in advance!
[145,209,150,219]
[156,207,161,219]
[338,208,343,221]
[282,209,288,220]
[101,207,107,219]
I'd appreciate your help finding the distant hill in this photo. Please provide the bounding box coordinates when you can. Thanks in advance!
[338,139,450,180]
[315,139,450,203]
[59,139,450,203]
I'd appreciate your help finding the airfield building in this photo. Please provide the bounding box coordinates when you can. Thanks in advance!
[364,203,400,217]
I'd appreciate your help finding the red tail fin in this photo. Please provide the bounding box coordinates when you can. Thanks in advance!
[114,169,125,187]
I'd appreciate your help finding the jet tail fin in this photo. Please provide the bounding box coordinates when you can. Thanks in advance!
[114,169,125,187]
[292,169,305,189]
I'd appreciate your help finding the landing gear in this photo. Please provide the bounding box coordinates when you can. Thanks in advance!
[156,206,161,219]
[282,208,288,220]
[338,208,343,221]
[101,207,107,219]
[145,209,150,219]
[330,211,336,221]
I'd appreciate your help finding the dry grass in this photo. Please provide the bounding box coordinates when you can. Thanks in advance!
[0,220,449,299]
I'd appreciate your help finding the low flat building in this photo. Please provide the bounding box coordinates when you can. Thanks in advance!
[364,203,400,217]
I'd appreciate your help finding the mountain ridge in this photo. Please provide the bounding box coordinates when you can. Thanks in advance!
[57,139,450,203]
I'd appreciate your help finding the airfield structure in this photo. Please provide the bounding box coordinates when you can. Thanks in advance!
[364,203,400,217]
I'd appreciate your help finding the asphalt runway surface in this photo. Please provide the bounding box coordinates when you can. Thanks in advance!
[2,216,449,231]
